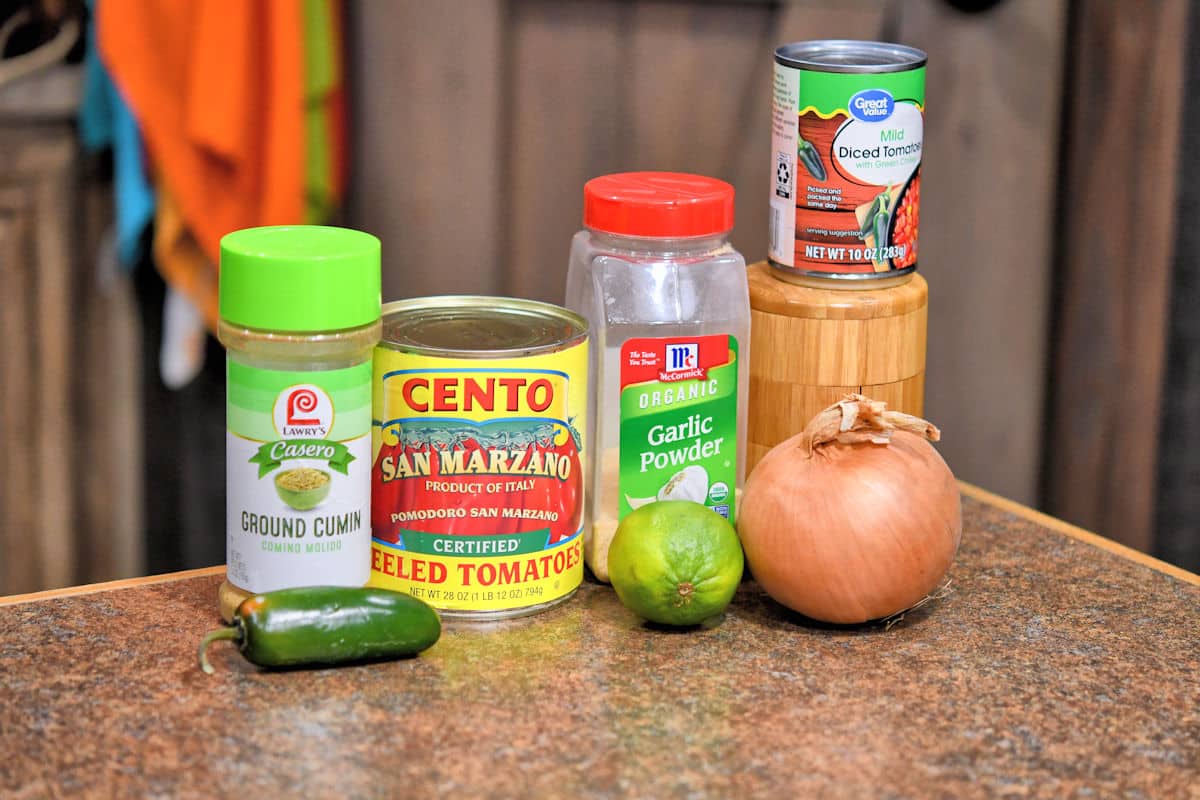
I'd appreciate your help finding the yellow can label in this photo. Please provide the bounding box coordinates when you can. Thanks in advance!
[369,342,587,613]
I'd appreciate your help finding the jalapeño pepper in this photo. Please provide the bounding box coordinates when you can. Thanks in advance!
[797,138,827,182]
[873,206,891,257]
[859,195,883,239]
[198,586,441,674]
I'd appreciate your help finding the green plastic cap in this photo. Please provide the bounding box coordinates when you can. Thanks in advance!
[219,225,381,332]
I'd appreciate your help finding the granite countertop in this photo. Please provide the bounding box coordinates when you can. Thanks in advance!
[2,488,1198,798]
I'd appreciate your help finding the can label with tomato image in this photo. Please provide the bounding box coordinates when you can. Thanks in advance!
[370,297,588,619]
[769,40,926,284]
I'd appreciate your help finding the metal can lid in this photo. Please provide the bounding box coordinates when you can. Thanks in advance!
[381,296,588,359]
[775,40,927,73]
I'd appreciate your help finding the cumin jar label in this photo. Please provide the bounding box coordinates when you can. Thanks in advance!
[769,40,926,286]
[225,362,373,592]
[370,297,589,619]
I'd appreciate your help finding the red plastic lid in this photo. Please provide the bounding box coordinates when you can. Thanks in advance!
[583,172,735,238]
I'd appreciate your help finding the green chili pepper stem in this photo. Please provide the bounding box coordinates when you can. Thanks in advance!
[198,626,241,675]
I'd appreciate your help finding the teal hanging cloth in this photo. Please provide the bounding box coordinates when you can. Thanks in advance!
[78,0,155,268]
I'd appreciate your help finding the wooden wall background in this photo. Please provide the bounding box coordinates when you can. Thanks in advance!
[349,0,1067,507]
[2,0,1192,593]
[1044,0,1189,558]
[1157,0,1200,572]
[0,111,142,594]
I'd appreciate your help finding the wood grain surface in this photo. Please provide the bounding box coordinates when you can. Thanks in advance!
[1043,0,1189,552]
[748,261,929,320]
[894,0,1067,505]
[626,3,765,179]
[0,0,1187,595]
[507,0,626,302]
[0,125,143,594]
[77,177,143,583]
[30,137,75,589]
[347,0,1067,514]
[349,0,505,300]
[341,0,1199,558]
[0,130,78,591]
[0,189,37,593]
[748,267,927,385]
[1155,3,1200,573]
[747,263,927,471]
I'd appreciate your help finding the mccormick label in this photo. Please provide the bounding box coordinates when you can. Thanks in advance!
[370,345,587,614]
[226,361,373,593]
[618,335,738,522]
[769,57,925,276]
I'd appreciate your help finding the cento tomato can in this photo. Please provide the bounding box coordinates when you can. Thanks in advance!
[370,296,588,619]
[769,40,926,286]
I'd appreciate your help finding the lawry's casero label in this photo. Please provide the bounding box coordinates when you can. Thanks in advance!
[226,361,372,593]
[769,44,926,277]
[371,345,587,614]
[618,335,738,522]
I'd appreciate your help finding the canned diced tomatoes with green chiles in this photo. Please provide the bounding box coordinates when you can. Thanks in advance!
[769,39,926,286]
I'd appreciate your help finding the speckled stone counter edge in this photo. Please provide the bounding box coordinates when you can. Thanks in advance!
[1,482,1195,610]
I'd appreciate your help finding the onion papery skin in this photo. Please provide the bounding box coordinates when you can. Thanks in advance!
[738,430,962,624]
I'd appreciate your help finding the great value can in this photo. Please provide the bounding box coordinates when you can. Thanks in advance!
[370,296,588,619]
[769,40,926,286]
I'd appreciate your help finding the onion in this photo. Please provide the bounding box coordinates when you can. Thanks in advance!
[738,395,961,624]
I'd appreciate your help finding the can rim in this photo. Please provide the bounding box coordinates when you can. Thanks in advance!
[767,258,918,287]
[380,295,589,359]
[775,39,927,73]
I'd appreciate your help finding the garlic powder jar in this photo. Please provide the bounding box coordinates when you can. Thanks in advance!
[564,173,750,581]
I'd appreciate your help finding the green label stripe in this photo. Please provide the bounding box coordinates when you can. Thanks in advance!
[226,357,372,442]
[249,439,357,478]
[228,359,371,393]
[797,66,925,114]
[228,405,371,444]
[619,357,737,419]
[398,529,550,557]
[227,382,370,414]
[227,378,370,415]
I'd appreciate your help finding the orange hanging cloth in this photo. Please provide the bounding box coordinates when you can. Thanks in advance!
[98,0,306,329]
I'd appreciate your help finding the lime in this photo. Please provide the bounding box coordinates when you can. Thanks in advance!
[607,500,744,626]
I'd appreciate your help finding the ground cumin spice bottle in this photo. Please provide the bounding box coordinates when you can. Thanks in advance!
[217,226,381,622]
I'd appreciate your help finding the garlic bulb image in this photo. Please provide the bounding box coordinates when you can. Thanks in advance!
[625,465,710,510]
[657,465,708,503]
